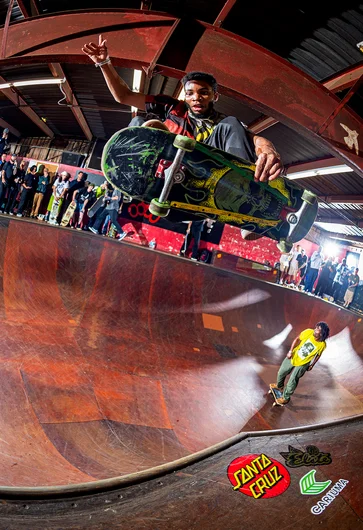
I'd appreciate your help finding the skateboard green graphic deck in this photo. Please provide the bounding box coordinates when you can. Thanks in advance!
[102,127,318,250]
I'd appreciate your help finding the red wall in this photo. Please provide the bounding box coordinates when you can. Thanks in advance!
[118,217,322,267]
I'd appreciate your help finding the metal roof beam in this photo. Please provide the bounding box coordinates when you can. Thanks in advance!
[0,75,54,137]
[316,215,363,227]
[324,232,363,245]
[48,63,93,141]
[319,195,363,204]
[0,118,20,137]
[213,0,237,27]
[249,64,363,134]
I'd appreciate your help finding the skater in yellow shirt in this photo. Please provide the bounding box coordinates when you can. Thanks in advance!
[272,322,330,405]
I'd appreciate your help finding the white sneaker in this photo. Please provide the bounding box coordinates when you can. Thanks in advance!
[16,213,22,217]
[89,227,98,234]
[9,212,14,215]
[190,257,197,261]
[118,232,127,241]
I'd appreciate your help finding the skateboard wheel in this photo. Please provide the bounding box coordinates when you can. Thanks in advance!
[301,190,317,205]
[277,240,293,253]
[173,135,196,152]
[149,199,170,217]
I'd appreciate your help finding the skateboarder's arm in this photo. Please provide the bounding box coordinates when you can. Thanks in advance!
[287,336,301,358]
[307,354,320,371]
[82,35,146,110]
[72,190,78,202]
[251,134,283,182]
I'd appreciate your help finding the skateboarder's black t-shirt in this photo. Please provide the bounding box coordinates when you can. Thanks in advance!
[23,172,35,189]
[76,188,94,205]
[145,95,228,143]
[2,161,16,187]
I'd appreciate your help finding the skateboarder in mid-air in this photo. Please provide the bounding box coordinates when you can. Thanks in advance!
[82,35,283,185]
[272,322,330,405]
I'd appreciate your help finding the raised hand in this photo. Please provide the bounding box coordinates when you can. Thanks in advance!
[82,34,108,64]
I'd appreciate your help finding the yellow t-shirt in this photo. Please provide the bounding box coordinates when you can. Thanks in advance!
[291,329,326,367]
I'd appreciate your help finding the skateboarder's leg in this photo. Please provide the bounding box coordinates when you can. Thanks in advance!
[109,210,124,235]
[92,209,108,232]
[17,189,30,216]
[276,357,294,390]
[191,223,203,259]
[283,365,309,401]
[204,117,256,162]
[180,231,192,255]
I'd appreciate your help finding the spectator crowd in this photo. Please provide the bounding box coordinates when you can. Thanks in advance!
[277,244,361,310]
[0,154,127,241]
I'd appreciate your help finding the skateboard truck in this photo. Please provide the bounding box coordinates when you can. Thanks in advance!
[156,160,186,183]
[277,190,317,253]
[149,135,196,217]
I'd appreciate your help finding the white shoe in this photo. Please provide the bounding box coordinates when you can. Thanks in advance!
[89,227,98,234]
[16,213,22,217]
[190,257,197,261]
[118,232,127,241]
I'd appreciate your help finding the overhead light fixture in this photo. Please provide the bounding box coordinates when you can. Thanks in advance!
[287,164,354,180]
[356,41,363,52]
[131,70,142,113]
[0,78,66,89]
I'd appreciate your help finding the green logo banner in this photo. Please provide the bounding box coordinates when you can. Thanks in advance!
[299,470,332,495]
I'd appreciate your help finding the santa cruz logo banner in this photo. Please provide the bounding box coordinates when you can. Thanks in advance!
[227,454,290,499]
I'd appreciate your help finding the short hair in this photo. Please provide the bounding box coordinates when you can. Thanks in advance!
[316,321,330,341]
[79,171,87,179]
[182,71,218,93]
[29,165,37,172]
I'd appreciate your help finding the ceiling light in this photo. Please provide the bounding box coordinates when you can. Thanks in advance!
[356,41,363,52]
[287,164,354,179]
[131,70,142,113]
[0,78,65,89]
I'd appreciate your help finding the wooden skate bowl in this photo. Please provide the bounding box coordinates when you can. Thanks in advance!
[0,218,362,490]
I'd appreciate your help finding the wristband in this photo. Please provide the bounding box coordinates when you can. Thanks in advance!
[95,57,111,68]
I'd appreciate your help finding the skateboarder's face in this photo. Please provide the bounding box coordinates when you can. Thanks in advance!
[313,325,322,341]
[184,80,218,117]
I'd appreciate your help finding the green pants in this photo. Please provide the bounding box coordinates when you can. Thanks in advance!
[276,357,309,401]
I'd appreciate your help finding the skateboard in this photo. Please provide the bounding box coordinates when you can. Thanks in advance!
[49,198,60,224]
[268,384,285,407]
[88,195,105,218]
[101,127,318,252]
[61,201,76,227]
